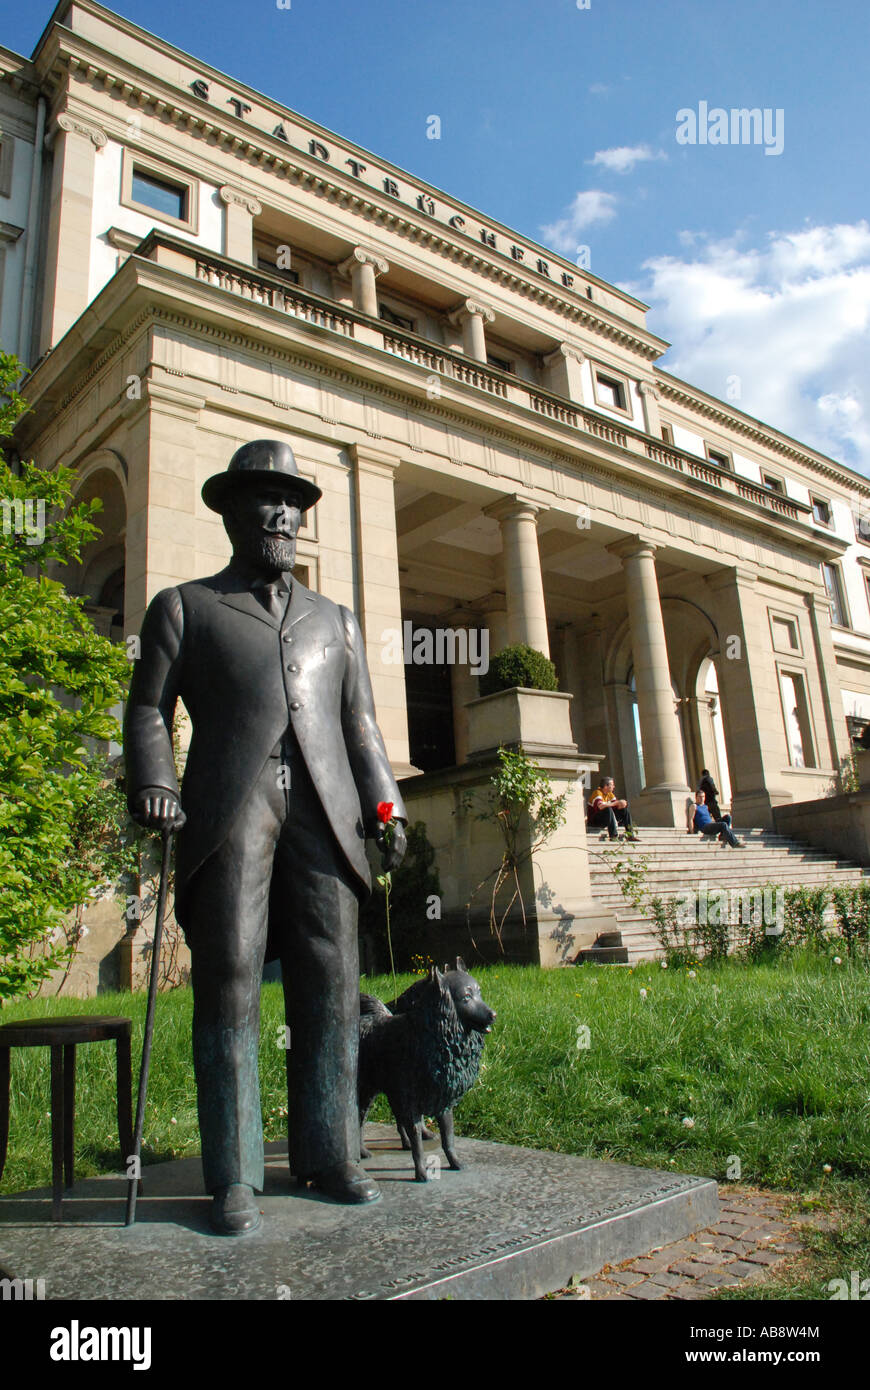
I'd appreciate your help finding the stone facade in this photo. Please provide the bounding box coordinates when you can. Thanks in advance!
[4,1,870,982]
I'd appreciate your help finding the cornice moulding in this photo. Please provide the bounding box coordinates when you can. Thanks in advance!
[33,32,667,362]
[656,375,870,497]
[17,260,851,566]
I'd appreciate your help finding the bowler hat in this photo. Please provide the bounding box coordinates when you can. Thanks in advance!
[202,440,322,514]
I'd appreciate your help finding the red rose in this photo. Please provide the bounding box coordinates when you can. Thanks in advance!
[376,801,394,825]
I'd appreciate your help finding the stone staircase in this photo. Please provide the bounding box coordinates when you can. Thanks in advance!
[585,826,870,963]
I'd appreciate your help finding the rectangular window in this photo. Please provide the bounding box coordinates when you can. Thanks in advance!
[121,149,198,233]
[779,671,816,768]
[821,562,848,627]
[257,255,300,284]
[661,423,674,445]
[811,496,832,526]
[380,304,415,332]
[854,510,870,543]
[592,366,631,414]
[130,169,187,221]
[705,444,732,470]
[486,352,513,374]
[762,473,785,493]
[864,572,870,613]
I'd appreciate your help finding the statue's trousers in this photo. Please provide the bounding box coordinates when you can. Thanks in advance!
[185,739,362,1192]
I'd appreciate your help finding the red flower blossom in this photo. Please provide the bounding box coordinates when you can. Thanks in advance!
[376,801,394,825]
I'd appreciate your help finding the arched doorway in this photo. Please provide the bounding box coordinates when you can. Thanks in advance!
[695,657,732,809]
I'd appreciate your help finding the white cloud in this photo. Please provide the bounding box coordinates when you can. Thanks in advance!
[540,190,618,255]
[624,222,870,473]
[589,144,666,175]
[588,82,610,95]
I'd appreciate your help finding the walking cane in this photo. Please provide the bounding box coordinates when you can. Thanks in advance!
[125,818,182,1227]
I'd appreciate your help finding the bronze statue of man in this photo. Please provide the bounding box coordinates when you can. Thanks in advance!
[124,440,407,1235]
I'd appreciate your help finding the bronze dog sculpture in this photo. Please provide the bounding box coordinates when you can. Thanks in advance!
[358,960,495,1181]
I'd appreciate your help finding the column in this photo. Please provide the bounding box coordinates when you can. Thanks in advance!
[480,591,508,657]
[542,343,585,403]
[603,681,639,802]
[484,496,550,657]
[706,567,779,826]
[444,610,482,765]
[219,186,262,264]
[449,298,495,363]
[338,247,389,317]
[123,380,206,635]
[349,443,414,775]
[805,590,854,775]
[638,380,663,436]
[608,536,690,824]
[39,113,107,354]
[555,622,587,748]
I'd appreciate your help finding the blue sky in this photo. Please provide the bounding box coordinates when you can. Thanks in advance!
[9,0,870,470]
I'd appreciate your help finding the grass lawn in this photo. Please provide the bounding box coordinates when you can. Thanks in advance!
[1,951,867,1298]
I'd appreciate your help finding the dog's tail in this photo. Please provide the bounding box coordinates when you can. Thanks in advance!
[359,992,391,1018]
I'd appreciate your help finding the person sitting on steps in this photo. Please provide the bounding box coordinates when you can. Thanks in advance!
[588,776,638,842]
[691,790,742,848]
[697,769,724,822]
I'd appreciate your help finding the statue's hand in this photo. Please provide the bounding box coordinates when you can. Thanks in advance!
[132,791,187,832]
[374,819,406,873]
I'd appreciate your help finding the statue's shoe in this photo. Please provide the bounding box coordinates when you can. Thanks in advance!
[300,1161,381,1204]
[210,1183,261,1236]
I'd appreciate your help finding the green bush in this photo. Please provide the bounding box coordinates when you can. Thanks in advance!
[478,643,558,696]
[0,350,133,1001]
[783,885,831,953]
[831,882,870,958]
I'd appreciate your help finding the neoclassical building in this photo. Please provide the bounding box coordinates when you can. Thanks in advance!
[4,1,870,972]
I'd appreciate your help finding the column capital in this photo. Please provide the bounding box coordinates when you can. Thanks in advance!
[606,533,660,563]
[219,185,262,216]
[338,246,389,278]
[449,297,495,327]
[484,493,548,525]
[54,112,107,148]
[638,380,662,400]
[543,341,585,368]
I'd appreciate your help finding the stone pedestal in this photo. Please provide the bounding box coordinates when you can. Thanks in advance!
[400,686,615,967]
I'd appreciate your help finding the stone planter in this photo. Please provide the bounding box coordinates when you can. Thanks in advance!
[465,686,577,758]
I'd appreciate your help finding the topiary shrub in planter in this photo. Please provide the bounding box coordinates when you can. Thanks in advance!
[478,643,558,697]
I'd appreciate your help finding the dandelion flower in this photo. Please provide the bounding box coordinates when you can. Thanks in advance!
[822,1163,832,1174]
[688,969,697,979]
[170,1117,177,1125]
[833,957,842,966]
[682,1117,695,1129]
[660,961,668,970]
[639,988,648,999]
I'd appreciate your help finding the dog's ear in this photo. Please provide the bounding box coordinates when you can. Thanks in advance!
[428,964,439,983]
[455,955,467,972]
[443,962,449,974]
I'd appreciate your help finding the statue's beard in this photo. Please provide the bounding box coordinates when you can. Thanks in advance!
[233,530,297,572]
